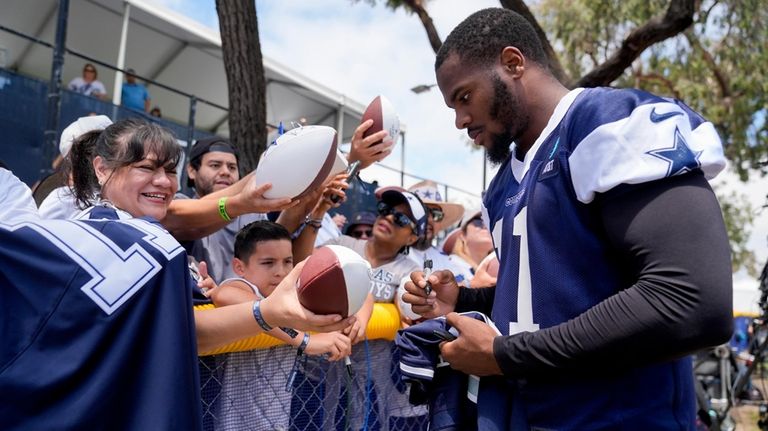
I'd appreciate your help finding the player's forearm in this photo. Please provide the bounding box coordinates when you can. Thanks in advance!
[455,286,495,315]
[493,173,733,378]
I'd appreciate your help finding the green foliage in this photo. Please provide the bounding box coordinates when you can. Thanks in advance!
[537,0,768,179]
[536,0,767,273]
[716,188,758,276]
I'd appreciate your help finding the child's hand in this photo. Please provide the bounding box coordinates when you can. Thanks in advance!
[197,261,219,298]
[305,332,351,361]
[342,319,367,345]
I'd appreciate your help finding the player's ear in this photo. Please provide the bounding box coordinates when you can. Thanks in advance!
[232,258,246,276]
[500,46,525,78]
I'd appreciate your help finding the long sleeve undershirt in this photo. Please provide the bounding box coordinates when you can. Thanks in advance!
[458,172,733,378]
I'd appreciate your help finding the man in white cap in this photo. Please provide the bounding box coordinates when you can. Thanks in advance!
[38,115,113,219]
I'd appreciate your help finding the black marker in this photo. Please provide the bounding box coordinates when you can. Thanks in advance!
[330,161,361,204]
[423,259,433,296]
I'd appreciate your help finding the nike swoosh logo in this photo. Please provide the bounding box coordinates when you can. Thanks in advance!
[650,107,683,123]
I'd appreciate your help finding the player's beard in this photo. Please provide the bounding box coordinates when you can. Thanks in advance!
[487,73,528,165]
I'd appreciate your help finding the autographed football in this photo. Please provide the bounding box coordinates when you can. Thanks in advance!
[361,95,400,145]
[254,125,338,199]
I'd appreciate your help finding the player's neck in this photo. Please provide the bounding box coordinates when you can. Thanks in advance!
[516,76,570,158]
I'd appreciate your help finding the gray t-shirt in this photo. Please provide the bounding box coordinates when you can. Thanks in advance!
[323,235,420,303]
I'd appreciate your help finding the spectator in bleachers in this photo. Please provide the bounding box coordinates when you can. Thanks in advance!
[149,106,162,118]
[67,63,107,99]
[204,220,352,431]
[121,68,151,113]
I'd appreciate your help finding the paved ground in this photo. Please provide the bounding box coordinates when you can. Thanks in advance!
[732,404,761,430]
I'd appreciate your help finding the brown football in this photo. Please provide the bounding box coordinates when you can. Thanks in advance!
[298,245,372,317]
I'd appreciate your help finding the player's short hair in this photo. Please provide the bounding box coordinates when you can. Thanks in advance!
[234,220,292,261]
[69,118,180,209]
[435,8,547,71]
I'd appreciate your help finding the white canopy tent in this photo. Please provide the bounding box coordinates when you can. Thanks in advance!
[0,0,368,142]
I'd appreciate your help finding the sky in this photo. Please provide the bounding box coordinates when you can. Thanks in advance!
[156,0,768,312]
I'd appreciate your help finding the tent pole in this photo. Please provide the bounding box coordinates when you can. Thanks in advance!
[112,1,131,106]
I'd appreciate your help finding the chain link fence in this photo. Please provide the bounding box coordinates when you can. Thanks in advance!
[199,339,428,431]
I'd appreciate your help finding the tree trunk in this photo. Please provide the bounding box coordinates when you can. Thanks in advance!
[215,0,266,174]
[402,0,443,54]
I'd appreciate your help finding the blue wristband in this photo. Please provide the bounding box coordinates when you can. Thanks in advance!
[252,300,273,332]
[297,333,310,354]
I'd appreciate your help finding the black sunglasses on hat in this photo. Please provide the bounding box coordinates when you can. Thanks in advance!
[427,206,444,222]
[377,202,417,233]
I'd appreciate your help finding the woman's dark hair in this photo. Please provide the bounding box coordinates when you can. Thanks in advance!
[234,220,292,261]
[68,118,181,209]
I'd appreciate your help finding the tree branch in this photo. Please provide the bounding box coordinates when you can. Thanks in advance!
[576,0,696,88]
[684,29,731,100]
[634,71,682,99]
[498,0,570,86]
[401,0,443,54]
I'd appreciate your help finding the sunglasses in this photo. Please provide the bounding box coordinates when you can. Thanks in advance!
[349,229,373,239]
[427,206,444,222]
[84,68,96,73]
[377,202,417,233]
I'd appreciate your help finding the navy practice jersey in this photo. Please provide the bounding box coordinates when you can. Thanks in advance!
[481,88,725,430]
[396,312,499,431]
[0,174,203,430]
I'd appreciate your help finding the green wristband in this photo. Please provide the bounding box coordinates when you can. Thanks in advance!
[218,197,232,222]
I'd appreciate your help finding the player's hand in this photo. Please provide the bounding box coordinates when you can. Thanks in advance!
[306,332,352,361]
[261,260,356,333]
[402,269,459,318]
[440,312,502,376]
[348,119,393,169]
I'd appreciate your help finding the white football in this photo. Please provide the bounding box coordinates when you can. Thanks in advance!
[254,125,338,199]
[396,277,422,321]
[362,95,400,144]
